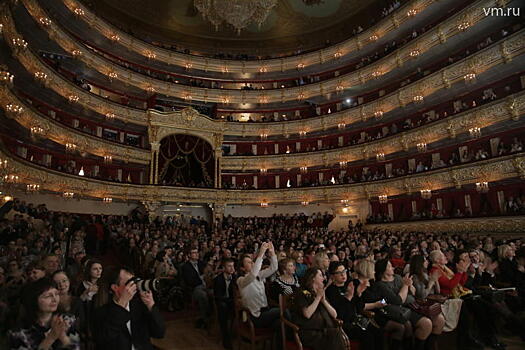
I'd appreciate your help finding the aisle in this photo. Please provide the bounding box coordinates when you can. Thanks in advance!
[152,310,223,350]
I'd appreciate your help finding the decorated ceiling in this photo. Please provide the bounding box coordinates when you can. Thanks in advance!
[85,0,384,54]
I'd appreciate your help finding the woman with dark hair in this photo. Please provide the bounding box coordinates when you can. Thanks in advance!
[76,260,103,302]
[371,259,438,350]
[8,277,81,349]
[291,267,347,350]
[52,271,84,326]
[409,255,440,299]
[75,260,103,345]
[326,261,380,350]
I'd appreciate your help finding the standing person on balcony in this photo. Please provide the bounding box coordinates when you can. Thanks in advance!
[237,241,279,329]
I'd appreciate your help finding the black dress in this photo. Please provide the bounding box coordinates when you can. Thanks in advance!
[326,284,381,350]
[291,288,347,350]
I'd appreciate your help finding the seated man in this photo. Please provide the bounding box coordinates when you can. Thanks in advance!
[93,266,165,350]
[182,248,211,328]
[213,258,237,349]
[237,242,278,329]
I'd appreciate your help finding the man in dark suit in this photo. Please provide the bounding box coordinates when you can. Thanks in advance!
[181,248,210,328]
[213,258,237,349]
[94,266,165,350]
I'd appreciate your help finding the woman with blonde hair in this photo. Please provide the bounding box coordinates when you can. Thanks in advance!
[312,251,330,280]
[354,259,406,350]
[430,250,504,349]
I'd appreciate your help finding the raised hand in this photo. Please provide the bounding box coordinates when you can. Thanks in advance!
[356,279,369,296]
[314,284,325,300]
[267,241,275,254]
[49,315,67,341]
[402,274,413,287]
[430,269,441,282]
[345,281,355,300]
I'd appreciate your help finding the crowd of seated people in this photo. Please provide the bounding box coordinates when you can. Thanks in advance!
[223,133,525,190]
[366,190,525,224]
[1,198,524,349]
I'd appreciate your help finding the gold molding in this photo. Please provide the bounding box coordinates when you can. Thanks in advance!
[0,84,150,164]
[16,0,507,104]
[3,3,524,134]
[1,143,523,205]
[365,216,525,234]
[147,108,224,151]
[60,0,434,74]
[222,91,525,170]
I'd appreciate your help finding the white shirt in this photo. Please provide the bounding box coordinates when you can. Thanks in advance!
[237,254,278,317]
[115,301,137,350]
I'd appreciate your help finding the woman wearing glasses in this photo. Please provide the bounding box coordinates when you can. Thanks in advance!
[326,261,381,350]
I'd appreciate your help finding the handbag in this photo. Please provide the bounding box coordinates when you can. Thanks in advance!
[408,299,442,318]
[379,304,411,324]
[351,314,371,331]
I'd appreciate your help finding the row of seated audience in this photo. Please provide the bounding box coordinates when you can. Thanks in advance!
[223,135,524,189]
[0,199,524,350]
[366,192,525,224]
[224,83,510,156]
[30,23,520,126]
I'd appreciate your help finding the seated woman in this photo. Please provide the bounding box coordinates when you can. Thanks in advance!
[8,277,81,349]
[429,249,505,349]
[355,259,406,350]
[409,255,441,298]
[76,259,103,302]
[270,258,300,302]
[326,262,380,350]
[291,267,347,350]
[371,259,435,350]
[52,271,85,333]
[292,251,308,279]
[75,259,103,343]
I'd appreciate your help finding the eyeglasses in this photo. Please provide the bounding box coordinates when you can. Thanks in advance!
[333,269,347,275]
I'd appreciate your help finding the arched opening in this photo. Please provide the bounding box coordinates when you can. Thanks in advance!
[158,134,215,187]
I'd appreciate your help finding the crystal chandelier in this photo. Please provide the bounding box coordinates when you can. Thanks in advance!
[194,0,277,34]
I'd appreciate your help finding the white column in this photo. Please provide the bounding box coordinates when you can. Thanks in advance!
[275,175,280,188]
[253,176,258,189]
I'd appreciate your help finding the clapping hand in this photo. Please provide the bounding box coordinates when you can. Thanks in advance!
[430,269,441,282]
[87,283,99,294]
[314,284,325,301]
[356,279,369,296]
[49,315,68,342]
[456,259,469,273]
[345,281,355,300]
[402,274,413,287]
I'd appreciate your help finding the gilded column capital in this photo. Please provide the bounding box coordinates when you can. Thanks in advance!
[150,142,161,152]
